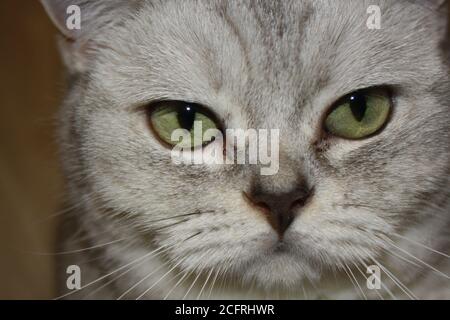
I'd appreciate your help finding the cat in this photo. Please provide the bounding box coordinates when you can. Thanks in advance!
[41,0,450,299]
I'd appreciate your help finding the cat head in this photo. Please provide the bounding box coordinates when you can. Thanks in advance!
[43,0,449,295]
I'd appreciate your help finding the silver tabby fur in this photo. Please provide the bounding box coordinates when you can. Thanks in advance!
[41,0,450,299]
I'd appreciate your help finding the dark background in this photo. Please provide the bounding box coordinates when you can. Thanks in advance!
[0,1,63,299]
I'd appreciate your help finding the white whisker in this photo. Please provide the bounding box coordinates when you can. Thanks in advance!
[341,261,366,300]
[371,256,418,300]
[207,265,223,299]
[110,245,176,300]
[163,269,193,300]
[381,246,422,269]
[183,270,202,300]
[356,255,397,300]
[31,238,126,256]
[351,261,384,300]
[196,268,214,300]
[392,233,450,259]
[382,235,450,280]
[135,257,186,300]
[54,244,170,299]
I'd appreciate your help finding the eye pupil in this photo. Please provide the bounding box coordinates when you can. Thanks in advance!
[349,93,367,122]
[177,104,196,130]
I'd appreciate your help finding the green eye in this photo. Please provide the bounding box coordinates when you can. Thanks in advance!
[325,88,392,139]
[149,101,219,148]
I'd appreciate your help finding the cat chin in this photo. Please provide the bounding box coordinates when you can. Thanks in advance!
[233,245,320,291]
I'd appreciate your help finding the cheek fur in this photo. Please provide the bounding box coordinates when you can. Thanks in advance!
[51,0,450,299]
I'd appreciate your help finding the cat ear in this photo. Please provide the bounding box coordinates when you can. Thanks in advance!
[40,0,136,39]
[40,0,138,72]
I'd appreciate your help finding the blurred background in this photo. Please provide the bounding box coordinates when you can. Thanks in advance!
[0,1,63,299]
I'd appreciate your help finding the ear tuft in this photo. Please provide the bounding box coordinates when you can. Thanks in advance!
[40,0,139,40]
[40,0,85,40]
[40,0,139,72]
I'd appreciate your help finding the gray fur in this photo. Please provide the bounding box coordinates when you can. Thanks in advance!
[42,0,449,299]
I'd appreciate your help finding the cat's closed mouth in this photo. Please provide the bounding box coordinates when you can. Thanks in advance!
[273,240,289,253]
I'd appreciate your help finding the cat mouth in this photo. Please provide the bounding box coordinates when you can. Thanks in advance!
[274,240,289,253]
[262,232,299,254]
[231,234,322,288]
[240,247,317,289]
[272,240,290,254]
[248,239,304,265]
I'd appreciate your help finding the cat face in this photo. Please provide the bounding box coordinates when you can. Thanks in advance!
[46,0,449,295]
